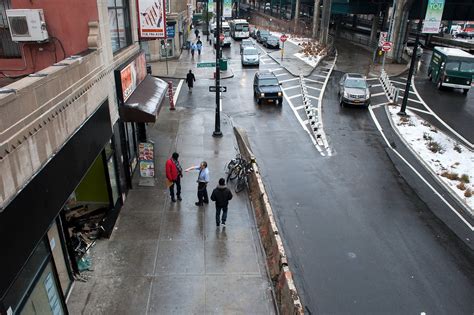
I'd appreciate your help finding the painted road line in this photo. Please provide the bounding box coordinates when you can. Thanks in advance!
[295,105,306,110]
[280,78,300,83]
[397,95,423,104]
[174,79,184,105]
[307,95,319,101]
[312,74,327,78]
[282,85,300,91]
[391,80,408,85]
[283,90,324,155]
[411,76,473,149]
[288,94,301,100]
[274,73,289,77]
[306,86,321,92]
[372,92,386,97]
[305,78,325,84]
[366,77,380,81]
[368,107,473,231]
[371,103,388,109]
[270,67,285,72]
[371,84,382,87]
[406,106,433,115]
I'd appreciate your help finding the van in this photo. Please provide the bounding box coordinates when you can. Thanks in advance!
[428,47,474,94]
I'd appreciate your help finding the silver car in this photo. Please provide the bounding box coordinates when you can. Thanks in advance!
[241,47,260,66]
[338,73,371,107]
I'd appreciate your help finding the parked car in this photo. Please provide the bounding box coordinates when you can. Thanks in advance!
[256,30,271,43]
[264,35,280,49]
[253,71,283,104]
[455,31,474,39]
[338,73,371,107]
[242,47,260,66]
[240,38,255,53]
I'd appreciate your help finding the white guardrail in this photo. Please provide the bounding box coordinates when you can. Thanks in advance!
[380,69,400,104]
[300,75,322,140]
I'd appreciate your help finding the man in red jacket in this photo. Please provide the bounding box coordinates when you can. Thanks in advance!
[166,152,183,202]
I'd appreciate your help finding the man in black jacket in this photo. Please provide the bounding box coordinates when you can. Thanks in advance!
[210,178,233,227]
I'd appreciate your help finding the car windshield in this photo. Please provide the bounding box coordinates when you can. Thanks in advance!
[460,61,474,72]
[268,37,277,41]
[244,48,258,55]
[242,26,249,31]
[345,79,367,88]
[259,78,279,86]
[243,40,252,45]
[260,31,270,36]
[446,61,460,71]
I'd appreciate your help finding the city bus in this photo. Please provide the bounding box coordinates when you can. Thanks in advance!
[428,47,474,94]
[230,19,250,39]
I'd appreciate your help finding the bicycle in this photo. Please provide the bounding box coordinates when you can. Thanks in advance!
[235,161,254,193]
[225,154,245,182]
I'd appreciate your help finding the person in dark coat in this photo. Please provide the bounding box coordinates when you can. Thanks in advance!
[211,178,233,227]
[186,70,196,92]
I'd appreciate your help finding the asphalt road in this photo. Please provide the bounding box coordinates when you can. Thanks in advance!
[192,37,474,314]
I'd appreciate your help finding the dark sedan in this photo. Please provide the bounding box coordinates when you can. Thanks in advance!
[264,35,279,49]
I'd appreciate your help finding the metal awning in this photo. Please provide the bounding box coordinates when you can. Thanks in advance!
[119,75,167,123]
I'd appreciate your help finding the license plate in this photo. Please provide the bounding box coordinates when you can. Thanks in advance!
[269,99,274,102]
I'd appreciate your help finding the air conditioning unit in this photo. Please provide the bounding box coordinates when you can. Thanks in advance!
[6,9,49,42]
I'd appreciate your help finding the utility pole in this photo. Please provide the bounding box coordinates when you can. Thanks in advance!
[312,0,321,39]
[206,0,209,42]
[213,0,223,137]
[293,0,300,33]
[320,0,332,45]
[399,18,422,116]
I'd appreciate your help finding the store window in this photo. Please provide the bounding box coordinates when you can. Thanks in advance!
[108,0,132,53]
[47,221,72,296]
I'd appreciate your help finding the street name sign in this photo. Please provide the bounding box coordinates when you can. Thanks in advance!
[209,86,227,92]
[197,62,216,68]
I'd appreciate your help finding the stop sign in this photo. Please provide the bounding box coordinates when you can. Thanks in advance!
[280,34,288,42]
[219,33,225,41]
[381,41,392,52]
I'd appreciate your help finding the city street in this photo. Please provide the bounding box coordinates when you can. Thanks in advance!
[206,36,474,313]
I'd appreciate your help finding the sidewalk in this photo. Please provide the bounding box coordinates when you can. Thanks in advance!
[149,30,234,80]
[266,39,315,76]
[67,80,275,313]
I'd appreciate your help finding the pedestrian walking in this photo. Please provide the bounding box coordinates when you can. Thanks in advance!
[191,42,197,58]
[185,70,195,92]
[196,38,203,56]
[165,152,183,202]
[185,161,209,206]
[211,178,233,227]
[195,28,199,39]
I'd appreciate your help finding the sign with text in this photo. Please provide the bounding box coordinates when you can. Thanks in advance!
[208,0,214,13]
[422,0,445,34]
[209,86,227,92]
[166,25,175,37]
[381,41,393,52]
[197,61,216,68]
[119,52,147,102]
[378,32,387,47]
[138,0,166,38]
[223,0,232,17]
[139,142,155,177]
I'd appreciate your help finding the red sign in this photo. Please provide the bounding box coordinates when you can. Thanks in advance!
[119,52,147,102]
[219,33,225,41]
[382,41,393,52]
[280,34,288,42]
[138,0,166,39]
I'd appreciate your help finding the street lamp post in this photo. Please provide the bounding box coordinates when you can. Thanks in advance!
[213,0,223,137]
[399,19,422,116]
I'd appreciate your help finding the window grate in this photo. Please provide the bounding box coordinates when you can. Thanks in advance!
[0,0,21,58]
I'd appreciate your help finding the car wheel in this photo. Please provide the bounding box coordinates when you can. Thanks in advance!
[257,98,262,105]
[427,70,432,80]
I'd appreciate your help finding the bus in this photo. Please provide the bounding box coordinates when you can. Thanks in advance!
[210,22,232,47]
[230,19,250,39]
[428,47,474,94]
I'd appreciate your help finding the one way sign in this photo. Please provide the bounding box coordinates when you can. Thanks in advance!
[209,86,227,92]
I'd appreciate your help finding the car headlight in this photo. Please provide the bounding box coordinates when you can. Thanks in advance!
[446,77,450,82]
[260,93,265,97]
[278,92,282,97]
[467,80,471,85]
[343,91,349,98]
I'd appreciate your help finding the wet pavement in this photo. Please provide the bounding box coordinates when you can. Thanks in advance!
[67,50,276,313]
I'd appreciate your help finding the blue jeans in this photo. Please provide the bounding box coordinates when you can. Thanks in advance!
[216,206,228,226]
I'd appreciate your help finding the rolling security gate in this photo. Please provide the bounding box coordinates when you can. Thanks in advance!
[0,0,21,58]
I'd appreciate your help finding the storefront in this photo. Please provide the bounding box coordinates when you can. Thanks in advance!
[0,100,125,315]
[114,51,167,188]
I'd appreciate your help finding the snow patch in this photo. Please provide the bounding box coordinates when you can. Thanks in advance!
[294,53,321,67]
[388,105,474,213]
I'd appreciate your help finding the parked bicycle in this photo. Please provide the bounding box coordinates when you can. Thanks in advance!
[235,161,253,193]
[225,154,254,192]
[225,153,245,182]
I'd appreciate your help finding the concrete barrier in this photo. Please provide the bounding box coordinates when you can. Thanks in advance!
[233,127,304,315]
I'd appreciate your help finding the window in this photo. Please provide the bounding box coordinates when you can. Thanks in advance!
[460,62,474,73]
[108,0,132,53]
[0,0,21,58]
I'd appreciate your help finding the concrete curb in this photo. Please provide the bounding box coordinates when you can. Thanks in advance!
[233,126,304,315]
[383,104,473,219]
[266,46,326,78]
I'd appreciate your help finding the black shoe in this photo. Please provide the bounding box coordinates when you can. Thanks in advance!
[177,196,182,201]
[171,197,176,202]
[216,224,220,227]
[195,202,203,206]
[203,200,209,204]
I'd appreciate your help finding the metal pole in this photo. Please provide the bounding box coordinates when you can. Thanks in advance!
[206,1,209,42]
[213,0,222,137]
[399,19,422,116]
[294,0,300,33]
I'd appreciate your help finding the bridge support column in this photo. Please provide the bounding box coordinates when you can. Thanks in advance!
[320,0,332,45]
[312,0,321,39]
[388,0,408,63]
[369,9,380,46]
